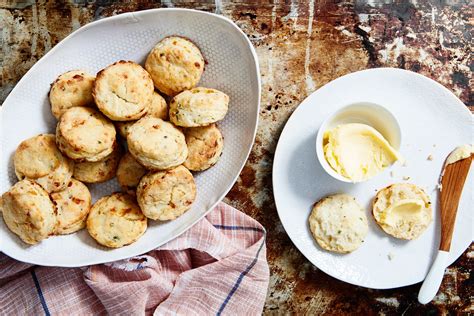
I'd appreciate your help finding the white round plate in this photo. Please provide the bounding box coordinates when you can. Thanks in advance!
[0,9,260,267]
[273,68,472,289]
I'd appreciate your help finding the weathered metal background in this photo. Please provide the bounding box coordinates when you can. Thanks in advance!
[0,0,472,314]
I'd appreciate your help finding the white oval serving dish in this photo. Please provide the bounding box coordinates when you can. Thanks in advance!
[0,8,260,267]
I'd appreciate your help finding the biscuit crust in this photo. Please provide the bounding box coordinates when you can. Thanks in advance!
[56,107,116,162]
[145,36,204,96]
[116,152,147,196]
[1,180,56,244]
[14,134,62,179]
[51,179,91,235]
[137,165,196,221]
[372,183,432,240]
[184,124,224,171]
[49,70,95,119]
[116,91,168,138]
[127,117,188,170]
[14,134,74,193]
[73,144,121,183]
[34,156,74,193]
[86,193,147,248]
[93,60,153,121]
[169,87,229,127]
[309,194,368,253]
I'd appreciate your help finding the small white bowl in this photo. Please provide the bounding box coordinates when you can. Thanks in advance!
[315,102,402,183]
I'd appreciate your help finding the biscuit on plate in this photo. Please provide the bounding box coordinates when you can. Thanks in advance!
[1,180,56,244]
[137,165,196,221]
[93,60,153,121]
[127,117,188,170]
[116,91,168,138]
[14,134,74,193]
[145,36,204,96]
[73,144,121,183]
[169,87,229,127]
[51,179,91,235]
[184,124,224,171]
[309,194,368,253]
[116,152,147,195]
[86,193,147,248]
[373,183,432,240]
[49,70,95,119]
[56,107,116,162]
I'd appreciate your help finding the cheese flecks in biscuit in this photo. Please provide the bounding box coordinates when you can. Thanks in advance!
[34,157,74,193]
[117,152,147,195]
[309,194,368,253]
[137,165,196,221]
[93,60,153,121]
[51,179,91,235]
[14,134,74,193]
[116,91,168,138]
[49,70,95,119]
[373,183,432,240]
[184,124,224,171]
[1,180,56,244]
[127,117,188,170]
[169,87,229,127]
[73,144,121,183]
[145,36,204,96]
[56,107,116,162]
[86,193,147,248]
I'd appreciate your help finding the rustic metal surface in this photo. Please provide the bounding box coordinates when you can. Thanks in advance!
[0,0,472,314]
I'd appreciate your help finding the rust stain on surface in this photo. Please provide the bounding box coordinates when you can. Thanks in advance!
[0,0,472,314]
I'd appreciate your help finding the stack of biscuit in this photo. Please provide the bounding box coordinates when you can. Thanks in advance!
[1,36,229,249]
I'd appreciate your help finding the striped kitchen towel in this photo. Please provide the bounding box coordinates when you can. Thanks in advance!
[0,203,269,315]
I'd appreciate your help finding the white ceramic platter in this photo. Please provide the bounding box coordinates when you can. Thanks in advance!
[0,9,260,267]
[273,68,472,289]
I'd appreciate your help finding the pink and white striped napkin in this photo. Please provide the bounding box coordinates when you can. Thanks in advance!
[0,203,269,315]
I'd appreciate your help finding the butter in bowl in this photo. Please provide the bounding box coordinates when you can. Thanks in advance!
[316,103,402,183]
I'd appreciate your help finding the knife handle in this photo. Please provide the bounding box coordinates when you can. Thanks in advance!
[418,250,449,304]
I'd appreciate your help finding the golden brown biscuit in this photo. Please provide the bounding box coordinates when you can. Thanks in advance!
[86,193,147,248]
[127,117,188,170]
[51,179,91,235]
[93,60,153,121]
[49,70,95,119]
[1,180,57,244]
[184,124,224,171]
[115,91,168,138]
[145,36,204,96]
[116,152,147,195]
[169,87,229,127]
[56,107,116,162]
[309,194,368,253]
[372,183,432,240]
[14,134,74,193]
[73,144,121,183]
[137,165,196,221]
[34,157,74,193]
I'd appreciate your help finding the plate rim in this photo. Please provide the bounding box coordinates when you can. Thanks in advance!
[0,8,261,267]
[272,67,471,289]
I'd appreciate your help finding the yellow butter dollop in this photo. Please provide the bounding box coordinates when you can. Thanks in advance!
[445,144,473,165]
[379,198,424,226]
[323,123,401,182]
